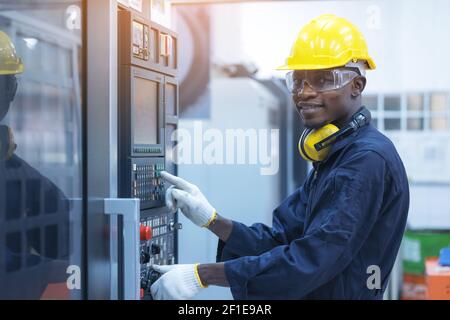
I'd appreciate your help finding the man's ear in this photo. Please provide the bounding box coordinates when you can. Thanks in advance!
[351,77,366,97]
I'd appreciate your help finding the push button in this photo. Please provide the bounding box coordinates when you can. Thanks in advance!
[140,225,152,241]
[151,244,161,255]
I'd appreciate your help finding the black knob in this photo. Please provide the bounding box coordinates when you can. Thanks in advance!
[140,251,150,264]
[151,244,161,255]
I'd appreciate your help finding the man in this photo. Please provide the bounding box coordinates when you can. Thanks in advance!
[150,14,409,300]
[0,31,70,299]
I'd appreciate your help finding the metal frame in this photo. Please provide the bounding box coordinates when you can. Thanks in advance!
[104,198,140,300]
[86,0,119,300]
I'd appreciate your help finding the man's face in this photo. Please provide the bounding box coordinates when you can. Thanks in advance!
[0,75,17,121]
[290,69,364,129]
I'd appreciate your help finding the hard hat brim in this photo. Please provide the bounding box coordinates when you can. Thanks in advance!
[0,63,24,75]
[276,57,376,71]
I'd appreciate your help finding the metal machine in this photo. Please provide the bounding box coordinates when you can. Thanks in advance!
[0,0,184,299]
[117,7,180,300]
[0,0,301,301]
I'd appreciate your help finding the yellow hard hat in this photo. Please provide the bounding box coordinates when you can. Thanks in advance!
[278,14,376,71]
[0,31,24,75]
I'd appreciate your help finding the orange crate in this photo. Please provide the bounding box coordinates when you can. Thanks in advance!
[402,274,427,300]
[425,258,450,300]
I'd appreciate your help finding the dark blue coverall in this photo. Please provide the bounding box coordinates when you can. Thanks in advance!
[1,154,70,299]
[217,123,410,299]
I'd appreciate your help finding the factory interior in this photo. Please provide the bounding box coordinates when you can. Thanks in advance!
[0,0,449,301]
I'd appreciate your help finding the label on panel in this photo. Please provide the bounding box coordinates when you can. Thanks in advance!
[132,21,149,60]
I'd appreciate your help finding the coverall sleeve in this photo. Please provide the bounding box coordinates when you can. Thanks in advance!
[217,185,309,262]
[223,151,388,299]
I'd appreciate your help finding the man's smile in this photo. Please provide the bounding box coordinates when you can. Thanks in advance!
[296,102,325,117]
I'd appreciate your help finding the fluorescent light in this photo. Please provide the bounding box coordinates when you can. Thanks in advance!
[23,37,38,50]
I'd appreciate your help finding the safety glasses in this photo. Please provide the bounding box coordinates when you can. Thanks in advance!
[286,68,360,94]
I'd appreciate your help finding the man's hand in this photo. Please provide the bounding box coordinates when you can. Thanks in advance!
[161,171,216,228]
[150,264,206,300]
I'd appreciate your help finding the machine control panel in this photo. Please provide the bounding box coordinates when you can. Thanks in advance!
[131,158,165,209]
[139,211,178,299]
[118,4,179,300]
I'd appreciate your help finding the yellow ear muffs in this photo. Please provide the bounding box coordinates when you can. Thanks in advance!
[0,125,16,161]
[298,124,340,162]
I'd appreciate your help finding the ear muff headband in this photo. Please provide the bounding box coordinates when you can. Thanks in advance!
[298,106,372,162]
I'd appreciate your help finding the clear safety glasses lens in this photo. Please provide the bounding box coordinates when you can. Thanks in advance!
[286,69,359,94]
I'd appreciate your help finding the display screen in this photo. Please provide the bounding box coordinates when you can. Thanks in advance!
[134,76,158,145]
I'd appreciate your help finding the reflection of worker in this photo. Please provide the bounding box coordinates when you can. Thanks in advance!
[151,15,409,300]
[0,31,70,299]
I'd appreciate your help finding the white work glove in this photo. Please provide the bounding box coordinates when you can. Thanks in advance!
[161,171,217,228]
[150,264,206,300]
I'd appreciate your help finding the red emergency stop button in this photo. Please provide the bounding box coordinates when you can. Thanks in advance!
[140,225,152,241]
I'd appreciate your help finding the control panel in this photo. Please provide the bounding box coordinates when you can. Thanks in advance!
[118,5,180,300]
[118,10,178,77]
[130,158,165,210]
[139,210,181,299]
